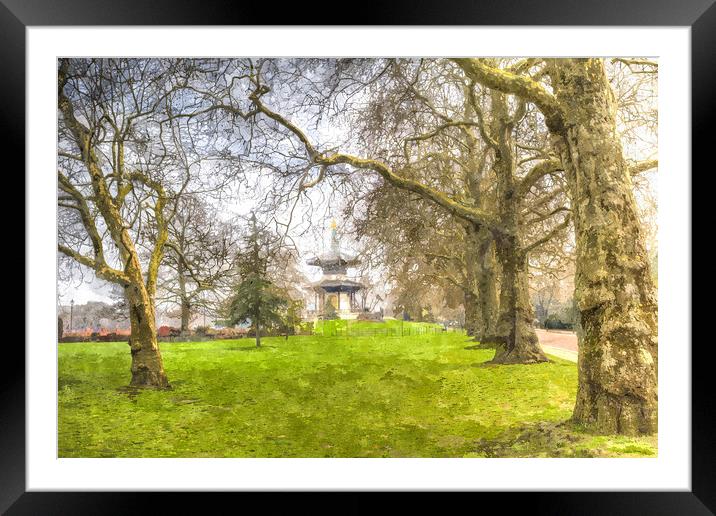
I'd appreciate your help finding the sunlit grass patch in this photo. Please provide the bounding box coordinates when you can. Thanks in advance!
[58,333,655,458]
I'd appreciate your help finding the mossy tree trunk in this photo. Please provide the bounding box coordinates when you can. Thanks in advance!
[549,59,657,434]
[454,57,657,433]
[486,91,547,364]
[176,256,191,335]
[125,280,170,389]
[180,299,191,335]
[491,236,547,364]
[177,259,191,335]
[463,290,480,337]
[463,225,483,338]
[58,59,171,390]
[474,227,498,342]
[464,224,499,345]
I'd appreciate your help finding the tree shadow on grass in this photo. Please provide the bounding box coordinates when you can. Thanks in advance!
[464,342,496,350]
[226,345,278,352]
[471,421,583,457]
[468,420,657,458]
[116,383,173,400]
[58,377,83,389]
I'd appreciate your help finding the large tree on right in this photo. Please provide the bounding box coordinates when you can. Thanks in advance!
[454,58,658,435]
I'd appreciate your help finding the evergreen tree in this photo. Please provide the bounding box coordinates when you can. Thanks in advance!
[227,213,287,347]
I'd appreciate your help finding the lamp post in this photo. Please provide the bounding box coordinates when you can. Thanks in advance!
[70,299,74,332]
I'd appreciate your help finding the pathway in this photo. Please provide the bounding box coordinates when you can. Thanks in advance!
[536,328,578,363]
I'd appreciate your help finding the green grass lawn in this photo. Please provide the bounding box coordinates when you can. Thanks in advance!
[58,331,657,458]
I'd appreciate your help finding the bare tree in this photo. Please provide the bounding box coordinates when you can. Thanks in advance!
[454,58,658,434]
[159,196,239,334]
[57,58,244,387]
[212,59,568,363]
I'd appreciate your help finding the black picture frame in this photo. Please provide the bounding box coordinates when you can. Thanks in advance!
[3,0,708,513]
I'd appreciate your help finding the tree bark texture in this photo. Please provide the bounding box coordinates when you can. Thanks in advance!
[125,284,170,389]
[485,91,547,364]
[549,59,657,434]
[464,224,499,345]
[464,290,480,337]
[176,257,191,335]
[473,226,499,343]
[491,236,547,364]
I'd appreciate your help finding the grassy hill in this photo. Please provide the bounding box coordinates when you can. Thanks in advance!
[58,330,656,458]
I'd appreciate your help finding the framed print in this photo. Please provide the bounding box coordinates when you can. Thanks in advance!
[4,0,711,513]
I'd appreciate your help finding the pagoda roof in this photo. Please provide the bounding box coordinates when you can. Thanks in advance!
[306,251,360,267]
[312,278,365,290]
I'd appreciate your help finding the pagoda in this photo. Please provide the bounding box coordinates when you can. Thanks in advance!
[306,220,364,319]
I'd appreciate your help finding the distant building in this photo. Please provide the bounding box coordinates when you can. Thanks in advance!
[306,220,364,320]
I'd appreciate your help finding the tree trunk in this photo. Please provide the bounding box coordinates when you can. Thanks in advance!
[463,290,480,337]
[549,59,657,434]
[125,284,170,389]
[180,298,191,335]
[255,312,261,348]
[464,224,498,346]
[177,257,191,335]
[483,90,546,364]
[490,237,548,364]
[474,228,498,343]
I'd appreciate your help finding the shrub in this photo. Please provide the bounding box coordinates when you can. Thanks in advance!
[297,321,314,335]
[194,325,210,336]
[157,325,181,337]
[215,327,248,339]
[357,312,383,321]
[59,336,86,343]
[544,314,574,330]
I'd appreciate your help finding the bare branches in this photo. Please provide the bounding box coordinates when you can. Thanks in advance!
[58,244,129,285]
[611,58,658,73]
[246,87,507,235]
[524,214,572,254]
[452,58,565,132]
[465,80,499,151]
[629,159,658,176]
[517,159,563,199]
[55,57,657,342]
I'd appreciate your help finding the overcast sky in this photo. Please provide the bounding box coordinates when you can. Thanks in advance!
[57,58,657,308]
[57,167,370,306]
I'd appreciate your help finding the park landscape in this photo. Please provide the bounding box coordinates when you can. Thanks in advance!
[57,57,658,458]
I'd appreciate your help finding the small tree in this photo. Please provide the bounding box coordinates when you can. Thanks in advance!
[227,213,287,347]
[323,298,338,320]
[282,299,304,339]
[160,196,239,335]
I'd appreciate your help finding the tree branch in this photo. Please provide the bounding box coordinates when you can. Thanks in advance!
[58,245,129,285]
[247,88,509,235]
[452,58,565,133]
[524,215,572,253]
[516,159,563,199]
[629,159,658,176]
